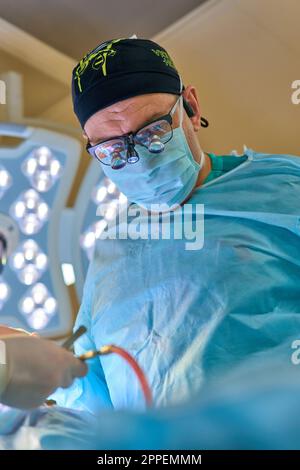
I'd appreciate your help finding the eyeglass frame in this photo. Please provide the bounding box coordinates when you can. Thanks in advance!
[85,93,187,167]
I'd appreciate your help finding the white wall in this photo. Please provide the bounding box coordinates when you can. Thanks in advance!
[154,0,300,155]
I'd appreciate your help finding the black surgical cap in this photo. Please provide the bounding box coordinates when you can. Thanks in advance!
[71,37,182,128]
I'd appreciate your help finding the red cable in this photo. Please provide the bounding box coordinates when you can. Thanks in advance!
[100,345,153,407]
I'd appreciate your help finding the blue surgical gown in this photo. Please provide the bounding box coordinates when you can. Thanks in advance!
[4,346,300,449]
[53,148,300,413]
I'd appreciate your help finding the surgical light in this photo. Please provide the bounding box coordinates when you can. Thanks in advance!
[10,239,48,285]
[118,193,128,204]
[79,218,109,261]
[20,296,35,315]
[19,283,57,330]
[10,189,49,235]
[44,296,57,315]
[0,122,81,336]
[91,185,107,204]
[0,280,10,307]
[61,263,76,286]
[107,181,116,194]
[22,146,62,192]
[0,165,12,199]
[78,177,123,260]
[81,229,96,250]
[27,308,49,330]
[32,282,48,304]
[105,200,118,220]
[67,161,129,299]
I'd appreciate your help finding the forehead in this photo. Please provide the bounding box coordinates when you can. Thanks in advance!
[84,92,176,143]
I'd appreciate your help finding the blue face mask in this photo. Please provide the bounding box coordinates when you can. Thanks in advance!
[101,96,205,211]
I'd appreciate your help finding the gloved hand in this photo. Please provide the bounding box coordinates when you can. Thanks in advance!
[0,335,87,409]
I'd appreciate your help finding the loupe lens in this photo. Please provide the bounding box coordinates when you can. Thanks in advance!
[111,152,126,169]
[148,135,165,153]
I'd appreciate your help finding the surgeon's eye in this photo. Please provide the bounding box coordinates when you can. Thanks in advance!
[134,120,173,149]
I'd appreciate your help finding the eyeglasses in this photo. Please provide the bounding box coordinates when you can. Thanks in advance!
[86,95,182,170]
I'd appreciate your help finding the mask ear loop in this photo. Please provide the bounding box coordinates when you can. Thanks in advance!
[179,75,205,172]
[199,150,205,171]
[179,74,205,172]
[179,98,184,127]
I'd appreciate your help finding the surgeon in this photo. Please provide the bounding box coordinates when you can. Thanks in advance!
[0,326,87,409]
[52,37,300,413]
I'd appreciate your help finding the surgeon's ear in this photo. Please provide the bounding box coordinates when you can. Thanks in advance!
[182,85,201,132]
[82,131,88,141]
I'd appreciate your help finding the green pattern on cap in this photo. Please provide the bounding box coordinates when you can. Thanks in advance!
[151,49,176,69]
[74,38,124,93]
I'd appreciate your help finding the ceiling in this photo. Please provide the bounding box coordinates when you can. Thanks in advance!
[0,0,299,156]
[0,0,207,59]
[156,0,300,155]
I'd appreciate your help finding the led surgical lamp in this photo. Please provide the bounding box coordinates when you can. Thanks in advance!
[0,123,81,336]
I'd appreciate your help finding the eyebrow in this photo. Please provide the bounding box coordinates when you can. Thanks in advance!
[90,109,169,146]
